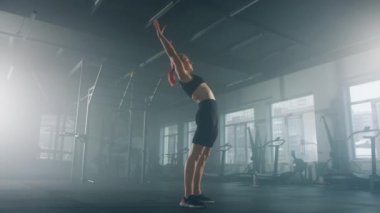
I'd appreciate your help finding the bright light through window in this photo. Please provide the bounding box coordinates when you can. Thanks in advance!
[272,95,314,117]
[349,80,380,159]
[225,108,254,125]
[183,121,196,165]
[271,95,318,166]
[224,108,255,167]
[186,121,196,149]
[160,124,178,165]
[350,80,380,102]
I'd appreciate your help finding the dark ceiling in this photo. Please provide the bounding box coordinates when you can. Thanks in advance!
[1,0,380,111]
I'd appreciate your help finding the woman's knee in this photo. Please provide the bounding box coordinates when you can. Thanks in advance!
[200,149,211,162]
[188,152,202,162]
[188,145,204,162]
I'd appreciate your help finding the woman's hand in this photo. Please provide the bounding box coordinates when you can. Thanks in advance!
[153,20,166,37]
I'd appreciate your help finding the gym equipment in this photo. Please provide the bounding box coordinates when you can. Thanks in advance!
[216,143,233,178]
[255,137,287,184]
[320,116,341,171]
[324,126,380,192]
[202,143,232,180]
[347,127,380,192]
[247,127,311,185]
[287,150,310,184]
[291,150,307,177]
[319,115,353,185]
[247,126,262,186]
[141,77,162,184]
[159,147,189,179]
[59,60,103,184]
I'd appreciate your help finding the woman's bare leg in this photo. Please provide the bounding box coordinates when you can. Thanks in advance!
[184,144,204,197]
[193,147,211,195]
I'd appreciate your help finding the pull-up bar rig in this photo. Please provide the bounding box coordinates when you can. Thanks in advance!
[60,59,103,184]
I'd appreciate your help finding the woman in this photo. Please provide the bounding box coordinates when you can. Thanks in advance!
[153,20,218,208]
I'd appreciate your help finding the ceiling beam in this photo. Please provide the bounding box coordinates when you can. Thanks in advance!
[234,16,308,47]
[190,0,260,42]
[146,0,181,28]
[91,0,105,14]
[185,43,254,75]
[229,33,264,52]
[202,0,307,47]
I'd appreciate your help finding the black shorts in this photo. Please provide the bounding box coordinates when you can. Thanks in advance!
[192,99,218,148]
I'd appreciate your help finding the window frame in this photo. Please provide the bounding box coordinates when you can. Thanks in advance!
[224,108,255,165]
[269,94,318,165]
[183,120,196,164]
[347,80,380,160]
[160,124,179,165]
[39,114,75,161]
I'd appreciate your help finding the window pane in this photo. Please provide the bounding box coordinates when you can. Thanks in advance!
[354,138,372,159]
[62,116,75,161]
[187,132,194,148]
[224,108,255,166]
[351,102,373,131]
[161,125,178,165]
[164,125,178,135]
[184,121,196,164]
[39,126,53,150]
[271,95,318,163]
[272,118,285,140]
[168,136,176,154]
[303,112,318,162]
[39,115,58,160]
[377,102,380,128]
[349,80,380,161]
[272,95,314,117]
[286,116,302,162]
[225,108,254,125]
[235,124,247,164]
[350,80,380,102]
[188,121,196,132]
[246,122,255,134]
[225,126,235,164]
[350,103,374,159]
[164,136,169,165]
[247,122,255,159]
[168,135,177,164]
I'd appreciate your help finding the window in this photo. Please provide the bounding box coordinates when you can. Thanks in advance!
[61,117,75,161]
[349,80,380,159]
[39,115,57,160]
[183,121,196,163]
[377,102,380,128]
[224,108,255,165]
[271,95,318,164]
[39,115,74,161]
[160,124,178,165]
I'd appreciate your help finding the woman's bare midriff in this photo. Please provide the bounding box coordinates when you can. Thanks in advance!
[192,83,216,103]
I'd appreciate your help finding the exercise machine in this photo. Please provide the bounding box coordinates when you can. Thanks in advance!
[59,60,103,184]
[217,143,233,178]
[255,137,287,184]
[203,143,232,180]
[347,127,380,192]
[324,126,380,192]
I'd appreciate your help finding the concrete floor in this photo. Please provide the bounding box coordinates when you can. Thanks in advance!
[0,179,379,213]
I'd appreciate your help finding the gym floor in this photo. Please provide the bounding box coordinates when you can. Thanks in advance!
[1,179,379,213]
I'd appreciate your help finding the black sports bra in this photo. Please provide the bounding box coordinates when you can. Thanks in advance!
[179,74,205,97]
